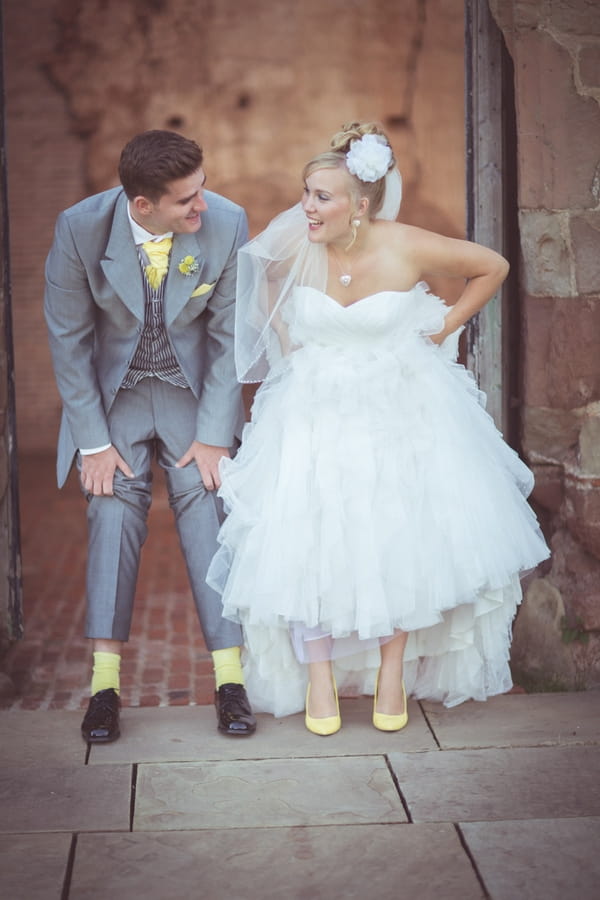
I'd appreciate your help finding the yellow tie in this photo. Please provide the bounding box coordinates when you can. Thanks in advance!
[142,237,172,290]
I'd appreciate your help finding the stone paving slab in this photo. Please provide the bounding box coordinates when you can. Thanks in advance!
[0,763,131,833]
[0,710,86,766]
[134,756,406,831]
[0,833,71,900]
[88,697,435,765]
[460,817,600,900]
[71,823,484,900]
[388,745,600,823]
[421,691,600,749]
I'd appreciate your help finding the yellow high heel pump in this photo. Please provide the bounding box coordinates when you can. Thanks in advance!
[373,674,408,732]
[305,679,341,736]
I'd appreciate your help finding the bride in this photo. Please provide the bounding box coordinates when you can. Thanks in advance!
[207,122,550,736]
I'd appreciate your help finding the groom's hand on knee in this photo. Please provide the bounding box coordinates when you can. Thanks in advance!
[81,446,135,496]
[175,440,229,491]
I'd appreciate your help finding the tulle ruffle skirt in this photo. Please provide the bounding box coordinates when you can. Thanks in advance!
[208,336,549,716]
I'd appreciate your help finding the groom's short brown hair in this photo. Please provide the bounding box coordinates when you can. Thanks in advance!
[119,130,204,202]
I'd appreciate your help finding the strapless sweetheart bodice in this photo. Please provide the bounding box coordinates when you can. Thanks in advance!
[286,284,448,351]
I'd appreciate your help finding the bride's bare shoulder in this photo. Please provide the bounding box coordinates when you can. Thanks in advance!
[376,221,428,244]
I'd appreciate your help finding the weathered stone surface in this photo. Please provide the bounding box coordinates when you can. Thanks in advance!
[513,30,600,209]
[422,691,600,750]
[0,763,131,833]
[521,296,554,408]
[578,45,600,89]
[547,0,600,37]
[489,0,548,33]
[135,757,406,830]
[578,410,600,475]
[510,577,579,691]
[0,710,85,766]
[564,475,600,560]
[0,834,71,900]
[88,697,436,766]
[44,0,466,239]
[421,691,600,749]
[522,402,600,475]
[461,818,600,900]
[0,672,15,702]
[529,463,564,516]
[388,745,600,823]
[71,825,485,900]
[537,528,600,672]
[522,406,581,463]
[522,296,600,409]
[571,212,600,294]
[575,593,600,631]
[519,212,572,297]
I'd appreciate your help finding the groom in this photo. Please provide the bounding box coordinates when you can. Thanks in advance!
[44,129,256,742]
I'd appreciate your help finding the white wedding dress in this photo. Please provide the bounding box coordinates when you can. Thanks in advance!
[207,283,550,717]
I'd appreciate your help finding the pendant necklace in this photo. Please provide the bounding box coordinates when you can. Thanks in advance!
[330,246,352,287]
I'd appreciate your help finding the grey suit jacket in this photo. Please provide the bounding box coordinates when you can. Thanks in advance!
[44,186,248,487]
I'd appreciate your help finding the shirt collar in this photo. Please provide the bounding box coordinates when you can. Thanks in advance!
[127,202,173,246]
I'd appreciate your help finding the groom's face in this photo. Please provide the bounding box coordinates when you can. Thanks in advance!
[142,168,208,235]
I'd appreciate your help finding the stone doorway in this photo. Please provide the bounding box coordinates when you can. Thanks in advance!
[1,0,516,694]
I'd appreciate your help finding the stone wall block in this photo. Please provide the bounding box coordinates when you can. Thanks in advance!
[551,528,600,635]
[564,477,600,561]
[578,410,600,476]
[548,299,600,408]
[513,30,600,208]
[578,45,600,90]
[522,405,580,463]
[576,594,600,631]
[510,577,579,690]
[518,211,572,297]
[522,295,553,407]
[489,0,551,34]
[530,463,564,516]
[546,0,600,37]
[523,295,600,409]
[571,212,600,295]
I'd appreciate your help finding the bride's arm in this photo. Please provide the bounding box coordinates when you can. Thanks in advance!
[407,227,509,345]
[263,264,295,360]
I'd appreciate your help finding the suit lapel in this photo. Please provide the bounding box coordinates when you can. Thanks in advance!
[165,233,207,325]
[100,193,146,322]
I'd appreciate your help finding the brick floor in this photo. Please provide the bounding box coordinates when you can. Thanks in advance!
[0,454,214,710]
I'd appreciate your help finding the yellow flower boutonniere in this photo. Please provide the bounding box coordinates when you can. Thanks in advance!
[178,255,200,276]
[190,282,216,298]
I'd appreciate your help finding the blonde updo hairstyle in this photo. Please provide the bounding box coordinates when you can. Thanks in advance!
[302,122,395,245]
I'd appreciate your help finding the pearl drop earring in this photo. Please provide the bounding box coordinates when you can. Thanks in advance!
[352,218,361,228]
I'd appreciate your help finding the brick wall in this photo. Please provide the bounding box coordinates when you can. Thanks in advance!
[4,0,465,453]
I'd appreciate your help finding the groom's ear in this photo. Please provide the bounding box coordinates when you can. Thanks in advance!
[131,195,155,217]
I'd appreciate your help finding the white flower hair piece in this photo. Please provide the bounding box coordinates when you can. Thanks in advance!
[345,133,392,183]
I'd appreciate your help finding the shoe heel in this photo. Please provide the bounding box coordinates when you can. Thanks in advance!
[373,674,408,732]
[305,679,341,736]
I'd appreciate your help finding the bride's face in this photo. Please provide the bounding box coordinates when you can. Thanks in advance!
[302,167,354,245]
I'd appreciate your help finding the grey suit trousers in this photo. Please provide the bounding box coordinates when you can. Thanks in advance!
[84,377,242,650]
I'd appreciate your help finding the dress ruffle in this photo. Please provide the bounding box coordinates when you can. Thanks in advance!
[207,285,550,717]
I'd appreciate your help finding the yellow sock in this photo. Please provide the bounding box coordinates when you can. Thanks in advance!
[91,651,121,695]
[212,646,244,688]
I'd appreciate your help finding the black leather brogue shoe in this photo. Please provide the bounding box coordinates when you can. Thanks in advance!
[215,683,257,736]
[81,688,121,743]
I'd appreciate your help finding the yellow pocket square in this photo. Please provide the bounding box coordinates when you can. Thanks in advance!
[190,282,215,298]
